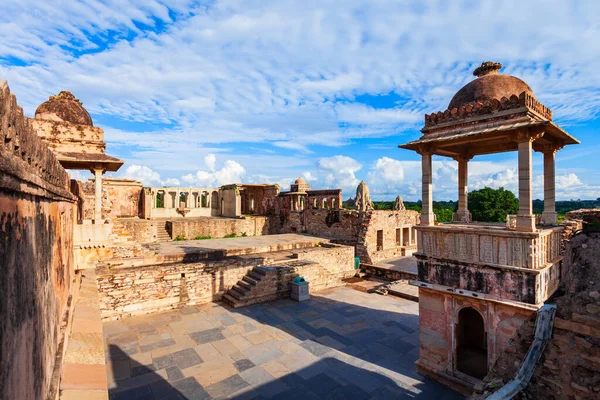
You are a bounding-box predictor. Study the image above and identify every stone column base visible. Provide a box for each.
[516,214,536,232]
[420,212,435,226]
[452,211,472,223]
[541,211,557,226]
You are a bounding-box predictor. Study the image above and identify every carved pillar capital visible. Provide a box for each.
[416,144,433,156]
[515,129,544,143]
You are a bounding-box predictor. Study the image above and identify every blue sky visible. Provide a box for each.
[2,0,599,201]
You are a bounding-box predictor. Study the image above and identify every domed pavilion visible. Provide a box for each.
[32,90,123,223]
[399,62,579,393]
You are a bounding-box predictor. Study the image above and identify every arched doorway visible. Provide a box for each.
[456,307,488,379]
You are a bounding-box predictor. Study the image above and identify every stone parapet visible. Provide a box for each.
[0,80,74,201]
[416,224,562,270]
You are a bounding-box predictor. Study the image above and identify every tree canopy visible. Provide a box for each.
[469,187,518,222]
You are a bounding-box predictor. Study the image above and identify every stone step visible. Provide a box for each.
[231,284,248,296]
[222,293,239,308]
[252,267,267,276]
[238,280,254,290]
[242,275,259,286]
[248,271,265,281]
[228,289,244,301]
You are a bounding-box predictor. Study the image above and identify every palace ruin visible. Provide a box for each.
[1,61,599,400]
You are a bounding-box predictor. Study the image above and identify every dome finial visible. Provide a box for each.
[473,61,502,77]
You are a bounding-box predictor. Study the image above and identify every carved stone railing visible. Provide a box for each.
[423,91,552,129]
[416,224,562,270]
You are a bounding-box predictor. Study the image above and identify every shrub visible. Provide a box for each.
[174,235,186,241]
[223,233,237,238]
[194,235,212,240]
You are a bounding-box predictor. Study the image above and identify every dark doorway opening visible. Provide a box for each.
[376,230,383,251]
[456,307,488,379]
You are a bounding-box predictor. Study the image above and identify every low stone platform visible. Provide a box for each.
[102,287,462,399]
[107,234,328,268]
[361,256,418,282]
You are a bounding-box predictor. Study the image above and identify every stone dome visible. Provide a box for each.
[35,91,93,126]
[448,62,534,110]
[295,177,307,185]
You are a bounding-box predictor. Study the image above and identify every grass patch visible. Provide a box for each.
[174,235,186,241]
[241,232,248,237]
[194,235,212,240]
[223,233,237,238]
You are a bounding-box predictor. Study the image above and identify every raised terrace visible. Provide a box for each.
[96,234,357,320]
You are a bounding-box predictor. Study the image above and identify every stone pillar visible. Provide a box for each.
[421,152,435,226]
[93,168,103,223]
[541,148,557,225]
[453,157,472,222]
[516,139,536,232]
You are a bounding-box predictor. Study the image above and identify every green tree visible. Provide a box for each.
[469,187,518,222]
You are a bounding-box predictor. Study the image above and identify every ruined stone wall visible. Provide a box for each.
[0,80,77,400]
[476,230,600,400]
[168,216,278,240]
[118,218,160,243]
[359,210,420,263]
[96,244,354,320]
[102,178,142,219]
[417,288,533,392]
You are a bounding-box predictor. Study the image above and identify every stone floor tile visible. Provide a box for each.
[189,328,225,345]
[171,347,203,369]
[109,368,169,393]
[212,338,240,356]
[377,335,415,355]
[277,340,302,355]
[185,357,238,387]
[239,365,274,387]
[205,374,249,398]
[131,363,158,378]
[139,338,176,353]
[242,341,283,365]
[233,359,256,373]
[261,359,291,379]
[300,339,332,357]
[171,376,211,400]
[323,384,370,400]
[139,332,173,347]
[228,334,253,351]
[130,352,153,367]
[107,359,131,383]
[150,380,185,400]
[315,334,347,351]
[111,384,154,400]
[193,343,222,362]
[166,366,185,382]
[305,372,344,397]
[152,354,174,370]
[243,331,272,345]
[180,305,200,315]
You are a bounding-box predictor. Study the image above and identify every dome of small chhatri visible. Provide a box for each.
[295,177,307,185]
[35,90,93,126]
[448,62,534,110]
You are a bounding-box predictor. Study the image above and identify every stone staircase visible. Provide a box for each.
[222,267,276,308]
[156,221,172,242]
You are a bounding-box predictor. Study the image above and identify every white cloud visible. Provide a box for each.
[302,171,317,182]
[120,165,163,186]
[318,155,362,193]
[204,154,216,171]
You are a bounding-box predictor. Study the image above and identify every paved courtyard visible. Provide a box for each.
[103,287,462,399]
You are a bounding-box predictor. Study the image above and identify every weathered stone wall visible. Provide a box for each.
[564,209,600,226]
[168,216,278,239]
[416,288,534,393]
[359,210,420,263]
[0,80,77,400]
[96,244,354,320]
[31,118,106,155]
[117,218,160,243]
[476,231,600,400]
[102,178,142,219]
